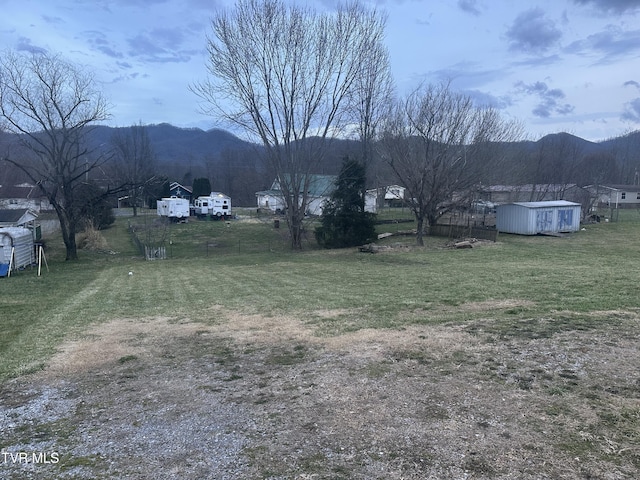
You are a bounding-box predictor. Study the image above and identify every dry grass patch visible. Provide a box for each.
[458,298,536,312]
[40,317,210,377]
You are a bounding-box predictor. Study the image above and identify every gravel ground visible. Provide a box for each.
[1,311,639,479]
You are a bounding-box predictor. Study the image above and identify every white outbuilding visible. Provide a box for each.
[0,227,35,276]
[496,200,581,235]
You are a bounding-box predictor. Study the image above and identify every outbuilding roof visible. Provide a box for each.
[0,208,38,226]
[509,200,580,208]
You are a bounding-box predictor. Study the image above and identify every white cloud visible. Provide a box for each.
[622,98,640,123]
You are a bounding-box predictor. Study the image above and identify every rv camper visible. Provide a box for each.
[193,192,232,219]
[157,197,190,221]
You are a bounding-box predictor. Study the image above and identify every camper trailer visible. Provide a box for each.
[0,227,35,276]
[193,192,232,219]
[157,197,190,221]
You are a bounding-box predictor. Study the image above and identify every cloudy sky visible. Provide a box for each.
[2,0,639,141]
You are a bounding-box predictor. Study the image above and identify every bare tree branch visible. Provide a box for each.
[191,0,389,249]
[0,50,111,260]
[379,82,523,245]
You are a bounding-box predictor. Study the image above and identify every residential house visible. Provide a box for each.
[169,182,193,203]
[256,175,336,215]
[590,185,640,209]
[0,183,52,212]
[365,185,406,213]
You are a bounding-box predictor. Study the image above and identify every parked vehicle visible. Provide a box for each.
[157,197,190,221]
[193,192,231,219]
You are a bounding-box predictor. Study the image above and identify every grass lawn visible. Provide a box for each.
[2,210,639,380]
[1,208,640,478]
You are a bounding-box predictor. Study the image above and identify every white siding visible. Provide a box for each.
[496,201,581,235]
[0,227,35,268]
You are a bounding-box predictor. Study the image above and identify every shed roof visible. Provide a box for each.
[479,184,576,193]
[509,200,580,209]
[0,208,38,225]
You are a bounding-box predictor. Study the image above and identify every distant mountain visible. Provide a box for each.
[599,129,640,151]
[87,123,639,173]
[89,123,257,163]
[5,122,639,205]
[515,132,608,157]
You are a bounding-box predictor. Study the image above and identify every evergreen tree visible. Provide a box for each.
[315,158,376,248]
[76,182,115,230]
[192,177,212,199]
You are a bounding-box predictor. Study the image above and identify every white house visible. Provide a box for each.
[256,175,336,215]
[589,184,640,209]
[0,184,52,212]
[496,200,581,235]
[365,185,406,213]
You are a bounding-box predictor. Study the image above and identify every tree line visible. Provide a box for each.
[2,0,639,258]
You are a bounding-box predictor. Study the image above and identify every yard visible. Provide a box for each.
[1,210,640,479]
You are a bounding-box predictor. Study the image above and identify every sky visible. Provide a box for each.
[1,0,640,142]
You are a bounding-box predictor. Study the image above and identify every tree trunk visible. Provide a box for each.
[65,233,79,261]
[287,209,304,250]
[57,211,79,261]
[416,217,425,246]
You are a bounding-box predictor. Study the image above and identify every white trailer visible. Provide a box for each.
[194,192,231,219]
[157,197,190,221]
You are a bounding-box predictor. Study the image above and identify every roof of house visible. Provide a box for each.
[604,184,640,192]
[169,182,192,194]
[0,184,45,199]
[271,174,337,197]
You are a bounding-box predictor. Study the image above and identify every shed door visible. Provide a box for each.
[536,209,553,232]
[558,209,574,231]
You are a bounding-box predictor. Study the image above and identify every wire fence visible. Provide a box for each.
[128,223,169,260]
[127,219,315,259]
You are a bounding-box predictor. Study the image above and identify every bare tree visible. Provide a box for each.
[351,18,393,167]
[610,130,640,184]
[524,133,584,201]
[379,82,523,245]
[0,51,111,260]
[110,123,157,216]
[192,0,389,249]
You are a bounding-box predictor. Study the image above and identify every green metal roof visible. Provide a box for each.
[272,174,336,197]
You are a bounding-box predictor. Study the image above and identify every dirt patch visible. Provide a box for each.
[2,311,640,479]
[42,317,206,376]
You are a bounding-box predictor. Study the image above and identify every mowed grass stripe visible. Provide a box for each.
[2,211,640,380]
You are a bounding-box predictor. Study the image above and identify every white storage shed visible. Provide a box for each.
[496,200,581,235]
[0,227,35,275]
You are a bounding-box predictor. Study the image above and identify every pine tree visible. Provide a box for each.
[315,158,377,248]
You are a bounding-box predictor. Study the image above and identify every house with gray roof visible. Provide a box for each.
[0,183,52,212]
